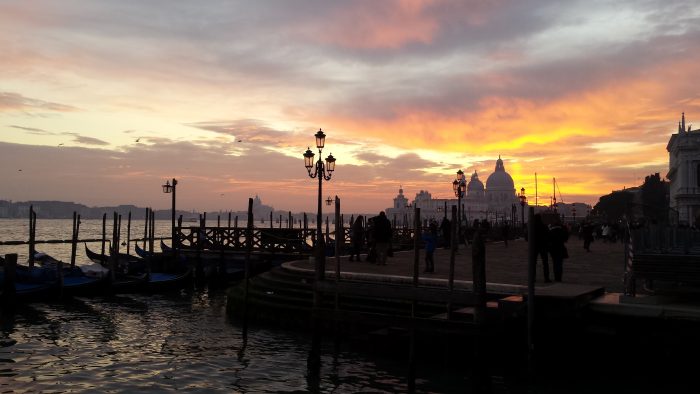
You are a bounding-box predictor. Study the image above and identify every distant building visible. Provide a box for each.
[251,195,274,218]
[386,156,522,225]
[667,113,700,225]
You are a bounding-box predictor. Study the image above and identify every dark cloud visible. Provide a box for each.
[10,125,54,135]
[0,92,79,112]
[72,135,109,146]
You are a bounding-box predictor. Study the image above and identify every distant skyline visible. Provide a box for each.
[1,1,698,212]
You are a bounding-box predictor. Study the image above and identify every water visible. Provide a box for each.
[1,219,694,392]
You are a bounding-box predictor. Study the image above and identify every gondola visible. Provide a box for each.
[33,252,108,297]
[89,244,190,293]
[1,255,53,301]
[84,243,141,265]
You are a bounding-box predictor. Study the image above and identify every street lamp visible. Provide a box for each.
[326,196,333,206]
[518,187,527,229]
[303,128,337,281]
[453,169,466,241]
[162,178,178,258]
[572,206,577,223]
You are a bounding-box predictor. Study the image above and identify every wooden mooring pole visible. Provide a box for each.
[408,207,421,392]
[109,213,117,282]
[28,206,36,268]
[126,211,131,256]
[101,212,107,257]
[243,198,254,317]
[3,254,17,307]
[143,208,149,249]
[70,212,80,268]
[334,196,341,311]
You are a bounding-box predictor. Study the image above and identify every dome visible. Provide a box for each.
[485,156,515,191]
[467,171,484,194]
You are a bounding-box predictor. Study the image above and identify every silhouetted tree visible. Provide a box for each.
[593,190,634,223]
[640,173,669,223]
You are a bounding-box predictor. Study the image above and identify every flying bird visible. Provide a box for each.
[58,143,64,146]
[135,138,141,143]
[237,139,242,142]
[18,169,22,171]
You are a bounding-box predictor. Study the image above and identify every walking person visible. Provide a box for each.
[348,215,365,261]
[533,214,551,283]
[422,221,437,272]
[548,220,570,282]
[373,211,393,265]
[440,216,451,249]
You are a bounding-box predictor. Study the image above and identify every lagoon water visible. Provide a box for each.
[0,219,475,393]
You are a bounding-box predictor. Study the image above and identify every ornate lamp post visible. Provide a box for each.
[572,206,577,223]
[518,187,527,229]
[452,169,466,238]
[162,178,178,257]
[326,196,333,206]
[303,128,336,280]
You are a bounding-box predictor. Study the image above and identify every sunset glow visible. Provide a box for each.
[1,1,699,213]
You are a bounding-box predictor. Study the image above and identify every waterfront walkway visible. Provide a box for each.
[291,237,626,292]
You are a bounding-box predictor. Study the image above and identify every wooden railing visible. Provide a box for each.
[174,226,420,255]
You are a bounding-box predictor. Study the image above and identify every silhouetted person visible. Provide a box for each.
[422,221,437,272]
[502,223,510,247]
[534,214,551,283]
[365,217,376,263]
[349,215,365,261]
[548,220,569,282]
[440,217,452,249]
[582,221,594,252]
[373,211,392,265]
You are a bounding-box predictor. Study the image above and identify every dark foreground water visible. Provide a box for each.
[1,287,487,393]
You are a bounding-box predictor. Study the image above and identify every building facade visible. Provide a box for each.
[667,113,700,225]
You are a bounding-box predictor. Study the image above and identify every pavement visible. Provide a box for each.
[291,237,626,293]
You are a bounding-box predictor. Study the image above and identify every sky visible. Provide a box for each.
[1,0,699,214]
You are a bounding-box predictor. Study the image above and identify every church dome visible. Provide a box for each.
[485,156,515,191]
[467,171,484,194]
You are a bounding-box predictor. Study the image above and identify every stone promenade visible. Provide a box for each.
[292,237,626,292]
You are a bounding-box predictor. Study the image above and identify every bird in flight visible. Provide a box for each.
[58,143,64,146]
[237,139,242,142]
[135,138,141,143]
